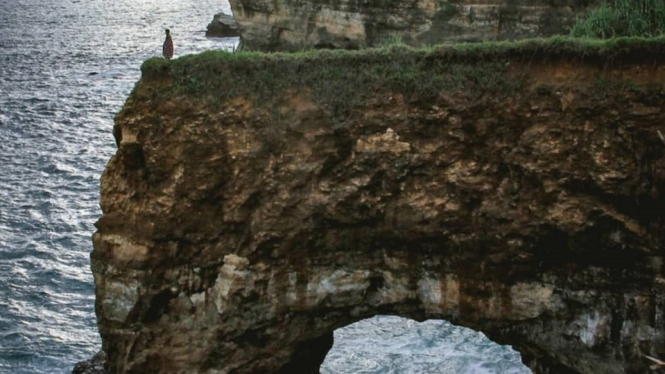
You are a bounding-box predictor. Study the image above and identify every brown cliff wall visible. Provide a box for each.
[94,38,665,374]
[228,0,598,51]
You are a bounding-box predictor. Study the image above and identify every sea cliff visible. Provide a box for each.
[228,0,598,51]
[91,38,665,373]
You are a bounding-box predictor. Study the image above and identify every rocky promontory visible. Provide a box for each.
[89,38,665,373]
[228,0,598,51]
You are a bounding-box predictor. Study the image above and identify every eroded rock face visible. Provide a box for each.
[228,0,596,51]
[93,45,665,374]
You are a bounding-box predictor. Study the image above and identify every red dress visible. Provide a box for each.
[163,35,174,60]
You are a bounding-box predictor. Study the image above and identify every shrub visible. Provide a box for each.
[571,0,665,38]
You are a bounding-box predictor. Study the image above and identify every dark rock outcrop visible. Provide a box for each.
[72,351,106,374]
[92,40,665,373]
[228,0,598,51]
[206,13,240,38]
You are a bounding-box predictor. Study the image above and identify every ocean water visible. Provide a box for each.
[0,1,530,373]
[323,316,531,374]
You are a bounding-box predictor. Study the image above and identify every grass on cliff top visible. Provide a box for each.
[137,36,665,119]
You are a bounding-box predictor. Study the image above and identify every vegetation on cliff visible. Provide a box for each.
[138,37,665,121]
[140,45,516,120]
[571,0,665,38]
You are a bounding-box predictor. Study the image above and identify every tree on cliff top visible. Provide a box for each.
[571,0,665,38]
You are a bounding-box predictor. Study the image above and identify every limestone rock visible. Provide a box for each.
[205,12,240,38]
[228,0,598,51]
[92,42,665,374]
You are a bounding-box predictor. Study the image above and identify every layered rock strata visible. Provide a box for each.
[93,39,665,374]
[228,0,597,51]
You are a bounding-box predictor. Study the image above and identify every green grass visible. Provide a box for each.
[136,36,665,120]
[571,0,665,38]
[380,35,407,48]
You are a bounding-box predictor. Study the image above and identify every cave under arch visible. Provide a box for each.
[202,244,657,374]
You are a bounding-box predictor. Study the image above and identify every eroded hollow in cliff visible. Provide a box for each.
[321,315,531,374]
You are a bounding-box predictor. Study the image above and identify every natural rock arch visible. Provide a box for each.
[92,44,665,374]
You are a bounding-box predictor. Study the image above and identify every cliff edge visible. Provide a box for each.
[93,38,665,373]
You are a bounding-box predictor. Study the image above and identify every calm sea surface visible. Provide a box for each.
[0,1,530,373]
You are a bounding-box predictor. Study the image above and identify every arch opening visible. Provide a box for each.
[320,315,532,374]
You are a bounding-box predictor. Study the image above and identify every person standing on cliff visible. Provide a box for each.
[163,29,174,60]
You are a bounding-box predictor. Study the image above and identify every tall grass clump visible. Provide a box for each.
[381,35,407,48]
[571,0,665,38]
